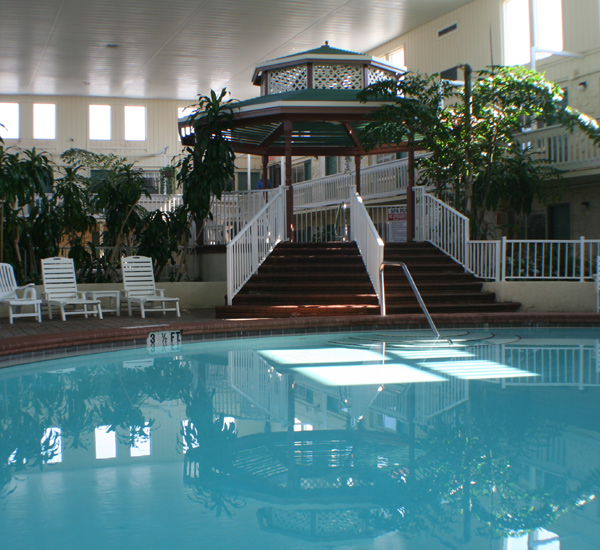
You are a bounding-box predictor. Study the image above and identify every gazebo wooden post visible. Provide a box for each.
[354,155,361,195]
[261,154,269,185]
[284,120,294,241]
[407,148,415,242]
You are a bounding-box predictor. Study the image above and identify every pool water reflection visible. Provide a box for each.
[1,328,599,549]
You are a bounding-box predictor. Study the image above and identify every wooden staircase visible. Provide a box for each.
[382,242,520,314]
[215,241,520,319]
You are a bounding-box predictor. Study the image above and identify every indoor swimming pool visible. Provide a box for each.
[1,327,599,549]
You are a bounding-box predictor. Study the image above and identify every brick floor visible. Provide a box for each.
[2,307,600,362]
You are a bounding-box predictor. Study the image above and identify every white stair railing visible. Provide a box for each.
[226,186,286,305]
[414,187,600,282]
[349,192,385,303]
[414,186,469,266]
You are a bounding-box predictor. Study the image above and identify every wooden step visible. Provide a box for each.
[233,292,379,306]
[385,291,497,304]
[216,241,521,319]
[216,304,379,319]
[386,301,521,314]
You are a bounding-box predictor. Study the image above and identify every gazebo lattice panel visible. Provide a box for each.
[313,64,363,89]
[368,66,397,85]
[270,508,312,534]
[268,65,308,93]
[316,510,364,535]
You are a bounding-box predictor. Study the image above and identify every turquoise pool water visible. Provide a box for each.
[1,327,599,549]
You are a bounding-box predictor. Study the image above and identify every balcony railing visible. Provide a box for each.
[294,157,415,210]
[138,189,279,245]
[516,124,600,172]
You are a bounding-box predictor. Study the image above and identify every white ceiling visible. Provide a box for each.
[0,0,473,101]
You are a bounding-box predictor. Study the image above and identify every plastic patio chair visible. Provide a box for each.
[41,257,103,321]
[121,256,181,318]
[0,263,43,323]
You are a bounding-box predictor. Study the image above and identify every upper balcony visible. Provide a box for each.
[516,123,600,178]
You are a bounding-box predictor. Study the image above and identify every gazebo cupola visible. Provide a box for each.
[251,42,403,96]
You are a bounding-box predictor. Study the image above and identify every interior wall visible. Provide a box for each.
[369,0,600,117]
[0,95,188,169]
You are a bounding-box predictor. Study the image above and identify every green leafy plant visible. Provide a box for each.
[359,66,600,239]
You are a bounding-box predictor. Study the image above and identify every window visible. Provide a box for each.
[325,156,338,176]
[291,160,311,183]
[41,427,62,464]
[124,105,146,141]
[89,104,111,140]
[95,425,117,459]
[178,106,195,142]
[238,170,259,190]
[388,46,405,69]
[130,424,151,457]
[33,103,56,140]
[141,170,161,194]
[503,0,563,66]
[0,103,19,139]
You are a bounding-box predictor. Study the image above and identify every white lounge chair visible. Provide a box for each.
[0,263,43,323]
[121,256,181,318]
[41,257,103,321]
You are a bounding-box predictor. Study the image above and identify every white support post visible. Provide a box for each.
[501,236,507,282]
[580,236,585,282]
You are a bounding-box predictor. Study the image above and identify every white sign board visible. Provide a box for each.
[147,330,182,354]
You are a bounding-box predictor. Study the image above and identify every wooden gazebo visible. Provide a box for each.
[179,43,418,239]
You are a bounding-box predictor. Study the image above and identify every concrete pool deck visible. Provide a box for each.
[1,307,600,362]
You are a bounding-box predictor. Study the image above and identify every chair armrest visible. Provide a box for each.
[16,284,38,300]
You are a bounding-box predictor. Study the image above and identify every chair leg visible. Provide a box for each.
[60,305,67,322]
[176,301,181,317]
[140,302,146,319]
[8,306,14,324]
[36,303,42,322]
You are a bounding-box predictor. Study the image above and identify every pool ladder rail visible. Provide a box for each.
[379,261,441,339]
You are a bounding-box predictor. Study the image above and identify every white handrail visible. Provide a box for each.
[226,186,286,305]
[414,187,600,281]
[379,261,440,338]
[414,186,469,265]
[349,192,385,303]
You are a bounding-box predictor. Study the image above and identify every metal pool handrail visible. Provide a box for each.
[379,261,440,339]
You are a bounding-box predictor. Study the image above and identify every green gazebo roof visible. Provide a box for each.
[178,43,419,156]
